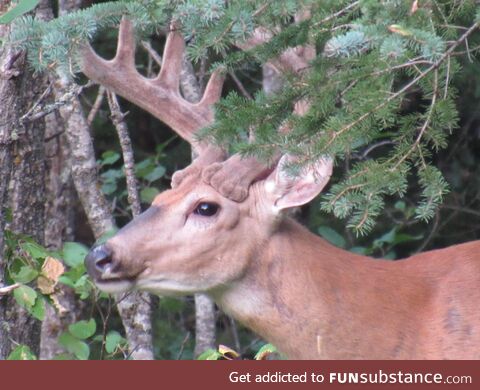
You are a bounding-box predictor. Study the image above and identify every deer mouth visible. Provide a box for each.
[94,278,135,294]
[84,244,144,293]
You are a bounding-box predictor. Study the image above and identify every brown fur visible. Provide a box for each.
[88,174,480,359]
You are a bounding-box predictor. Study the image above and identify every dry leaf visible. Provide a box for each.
[37,256,65,294]
[218,344,240,360]
[50,293,68,316]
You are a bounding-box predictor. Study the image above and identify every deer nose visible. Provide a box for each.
[85,245,113,280]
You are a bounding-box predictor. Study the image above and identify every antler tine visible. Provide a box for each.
[237,27,309,74]
[202,11,316,202]
[80,17,228,155]
[199,68,225,108]
[113,17,137,70]
[157,22,184,90]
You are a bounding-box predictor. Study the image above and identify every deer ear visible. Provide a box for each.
[264,155,333,211]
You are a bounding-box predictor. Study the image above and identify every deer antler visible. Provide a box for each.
[202,12,316,202]
[80,18,225,156]
[80,16,316,203]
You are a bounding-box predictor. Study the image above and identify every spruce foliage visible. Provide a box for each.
[8,0,480,234]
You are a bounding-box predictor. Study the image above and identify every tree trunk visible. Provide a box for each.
[0,0,52,359]
[180,56,217,357]
[40,108,81,359]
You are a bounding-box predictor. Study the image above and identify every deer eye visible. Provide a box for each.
[193,202,219,217]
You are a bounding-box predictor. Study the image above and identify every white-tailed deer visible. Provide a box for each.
[84,19,480,359]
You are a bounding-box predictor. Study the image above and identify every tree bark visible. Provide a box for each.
[180,56,217,357]
[39,108,81,359]
[0,0,52,359]
[53,74,154,359]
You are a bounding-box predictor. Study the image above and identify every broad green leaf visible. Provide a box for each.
[73,275,93,300]
[101,181,117,195]
[349,246,368,255]
[197,349,223,360]
[105,331,125,354]
[58,332,90,360]
[13,285,37,309]
[68,319,96,340]
[140,187,159,203]
[7,345,37,360]
[11,265,38,284]
[391,233,423,245]
[31,295,45,321]
[317,226,346,249]
[373,228,397,247]
[100,150,120,165]
[135,158,155,178]
[62,242,89,268]
[20,241,48,260]
[101,168,123,180]
[255,343,278,360]
[0,0,40,24]
[144,165,166,182]
[53,353,74,360]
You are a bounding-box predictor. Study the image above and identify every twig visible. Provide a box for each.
[415,210,440,253]
[176,332,191,360]
[141,40,163,67]
[358,140,395,159]
[106,91,142,218]
[0,283,20,295]
[229,71,253,99]
[312,1,360,27]
[324,20,480,152]
[87,85,106,126]
[390,69,438,170]
[20,82,53,119]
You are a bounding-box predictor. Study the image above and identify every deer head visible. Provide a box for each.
[85,154,332,295]
[82,15,324,294]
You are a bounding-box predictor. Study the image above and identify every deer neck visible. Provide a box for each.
[211,218,429,359]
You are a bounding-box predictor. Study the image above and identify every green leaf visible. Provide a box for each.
[13,285,37,309]
[58,332,90,360]
[58,275,75,288]
[373,228,397,247]
[144,165,166,182]
[105,331,125,354]
[31,294,45,321]
[140,187,159,203]
[317,226,346,249]
[62,242,89,268]
[59,263,86,287]
[0,0,40,24]
[101,181,117,195]
[68,319,96,340]
[73,275,93,300]
[391,233,423,245]
[7,345,37,360]
[11,265,38,284]
[135,158,156,178]
[349,246,368,255]
[255,343,278,360]
[20,241,48,260]
[53,353,74,360]
[197,349,223,360]
[100,150,120,165]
